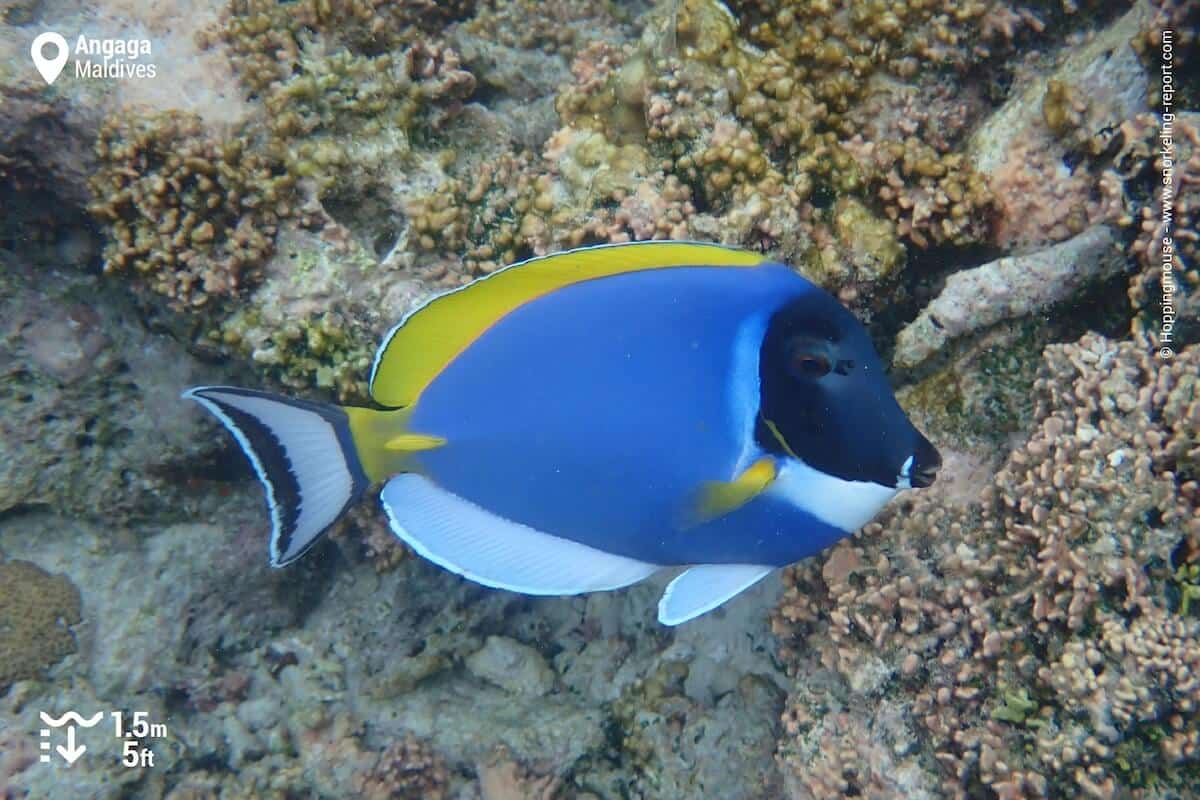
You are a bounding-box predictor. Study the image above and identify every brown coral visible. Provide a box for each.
[215,0,478,95]
[88,112,293,309]
[353,733,449,800]
[0,560,82,689]
[848,135,996,249]
[773,333,1199,797]
[1132,0,1199,107]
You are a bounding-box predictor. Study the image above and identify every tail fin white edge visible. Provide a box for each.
[183,386,369,566]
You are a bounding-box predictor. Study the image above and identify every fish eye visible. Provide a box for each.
[790,350,832,378]
[784,334,837,380]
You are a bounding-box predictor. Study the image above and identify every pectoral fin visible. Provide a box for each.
[384,433,447,453]
[691,457,778,525]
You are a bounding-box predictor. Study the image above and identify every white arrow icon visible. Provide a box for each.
[56,726,86,765]
[30,32,69,85]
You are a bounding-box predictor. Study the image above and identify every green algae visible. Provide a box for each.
[991,687,1039,725]
[1175,564,1200,617]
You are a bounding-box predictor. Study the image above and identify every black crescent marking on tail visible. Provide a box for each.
[194,387,369,564]
[213,400,305,558]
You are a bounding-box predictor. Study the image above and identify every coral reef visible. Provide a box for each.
[88,112,294,309]
[262,41,476,196]
[213,0,477,95]
[6,0,1200,797]
[76,0,1130,403]
[773,333,1200,797]
[354,733,449,800]
[0,560,81,689]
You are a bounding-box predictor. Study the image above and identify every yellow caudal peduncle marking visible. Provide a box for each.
[343,405,442,483]
[368,241,768,408]
[691,456,779,525]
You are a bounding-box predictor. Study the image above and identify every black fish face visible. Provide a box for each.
[757,290,940,490]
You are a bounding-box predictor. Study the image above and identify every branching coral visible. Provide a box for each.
[353,733,449,800]
[88,112,293,309]
[1132,0,1199,108]
[214,0,477,95]
[773,334,1200,797]
[847,136,996,249]
[264,42,475,195]
[540,0,996,310]
[0,560,82,689]
[220,307,376,402]
[731,0,1116,81]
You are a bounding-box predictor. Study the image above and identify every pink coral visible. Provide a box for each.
[354,734,449,800]
[773,332,1200,798]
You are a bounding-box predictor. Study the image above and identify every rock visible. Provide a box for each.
[0,511,315,699]
[606,666,786,799]
[968,3,1149,251]
[450,31,571,102]
[0,259,241,521]
[223,714,263,766]
[465,636,556,697]
[894,226,1125,368]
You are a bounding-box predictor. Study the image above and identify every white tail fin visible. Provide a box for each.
[183,386,369,566]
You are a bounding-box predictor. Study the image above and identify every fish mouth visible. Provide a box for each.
[908,435,942,488]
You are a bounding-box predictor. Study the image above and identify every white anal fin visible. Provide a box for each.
[380,474,659,596]
[657,564,774,626]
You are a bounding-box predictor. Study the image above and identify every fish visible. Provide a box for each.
[184,241,940,625]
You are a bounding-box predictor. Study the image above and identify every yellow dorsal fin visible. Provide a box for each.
[369,241,767,407]
[691,457,778,525]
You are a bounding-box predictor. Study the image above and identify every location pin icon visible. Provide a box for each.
[31,32,69,85]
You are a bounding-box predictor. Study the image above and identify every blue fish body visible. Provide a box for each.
[184,242,940,624]
[409,264,847,566]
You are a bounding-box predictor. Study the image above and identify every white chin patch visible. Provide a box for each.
[770,459,899,533]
